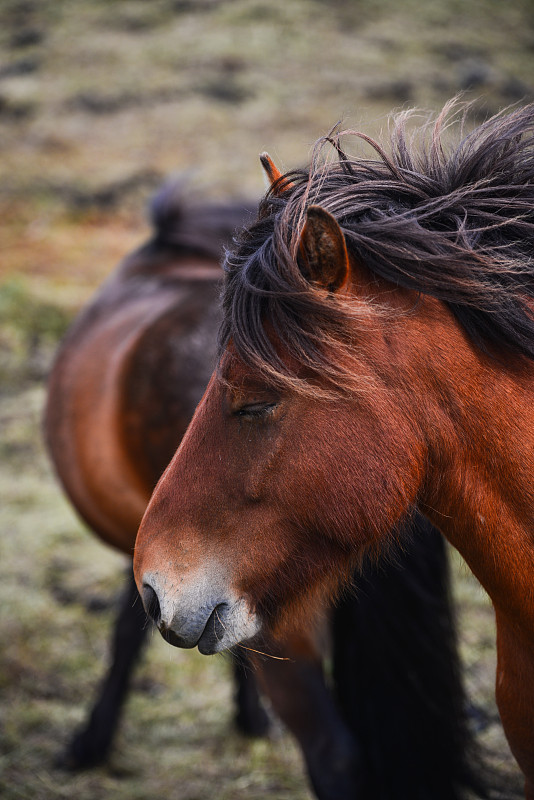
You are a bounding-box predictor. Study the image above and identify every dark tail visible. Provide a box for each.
[332,512,508,800]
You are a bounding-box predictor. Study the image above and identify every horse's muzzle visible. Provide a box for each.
[140,572,260,655]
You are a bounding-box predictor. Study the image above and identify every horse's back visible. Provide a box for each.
[45,246,222,554]
[117,271,222,494]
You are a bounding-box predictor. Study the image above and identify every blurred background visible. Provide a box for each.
[1,1,533,797]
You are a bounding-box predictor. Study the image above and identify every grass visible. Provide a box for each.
[1,0,532,796]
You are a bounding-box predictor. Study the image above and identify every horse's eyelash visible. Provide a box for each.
[235,402,278,419]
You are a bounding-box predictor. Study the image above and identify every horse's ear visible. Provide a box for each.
[298,205,350,292]
[260,152,294,195]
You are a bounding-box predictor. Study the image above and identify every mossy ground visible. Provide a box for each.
[1,0,532,796]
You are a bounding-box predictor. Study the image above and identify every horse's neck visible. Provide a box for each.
[417,325,534,629]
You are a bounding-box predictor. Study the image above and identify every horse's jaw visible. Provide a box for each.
[139,567,261,655]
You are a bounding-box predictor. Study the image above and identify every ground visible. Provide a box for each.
[1,0,533,797]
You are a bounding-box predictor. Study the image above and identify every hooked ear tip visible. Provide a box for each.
[259,152,282,183]
[260,152,295,196]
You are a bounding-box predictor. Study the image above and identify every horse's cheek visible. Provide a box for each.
[273,402,417,545]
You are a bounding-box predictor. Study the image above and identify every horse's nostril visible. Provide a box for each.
[142,583,161,625]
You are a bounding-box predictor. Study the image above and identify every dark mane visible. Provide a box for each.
[221,103,534,394]
[150,179,252,261]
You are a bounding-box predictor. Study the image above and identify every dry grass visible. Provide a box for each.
[1,0,532,797]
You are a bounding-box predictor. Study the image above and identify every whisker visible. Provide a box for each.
[236,644,292,662]
[214,609,292,662]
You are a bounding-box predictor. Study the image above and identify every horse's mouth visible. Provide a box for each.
[196,604,228,654]
[159,625,194,649]
[156,607,225,653]
[156,599,260,655]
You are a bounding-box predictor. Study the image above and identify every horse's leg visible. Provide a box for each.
[254,634,361,800]
[332,513,488,800]
[231,650,270,736]
[495,611,534,799]
[60,567,149,769]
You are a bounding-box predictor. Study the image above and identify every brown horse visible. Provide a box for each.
[46,182,486,798]
[45,190,262,762]
[134,105,534,796]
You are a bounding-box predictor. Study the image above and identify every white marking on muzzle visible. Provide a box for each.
[142,565,260,654]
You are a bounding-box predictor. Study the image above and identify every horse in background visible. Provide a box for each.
[46,179,487,798]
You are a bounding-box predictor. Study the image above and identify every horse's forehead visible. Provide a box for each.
[219,346,243,380]
[219,317,304,380]
[218,348,269,392]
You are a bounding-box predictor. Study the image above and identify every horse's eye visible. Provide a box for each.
[234,402,278,421]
